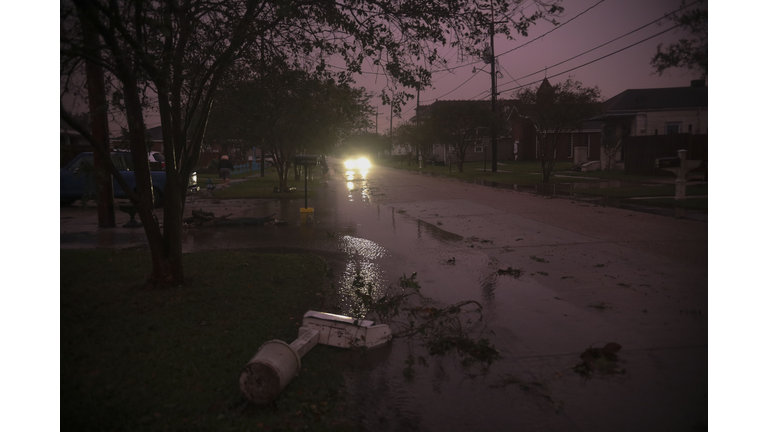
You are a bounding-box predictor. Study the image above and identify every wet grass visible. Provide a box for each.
[630,197,708,212]
[199,168,323,200]
[377,159,583,185]
[61,249,354,432]
[374,159,684,186]
[374,159,708,212]
[571,184,708,198]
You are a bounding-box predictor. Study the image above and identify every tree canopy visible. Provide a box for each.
[515,78,603,182]
[208,67,373,190]
[651,0,708,77]
[425,101,500,172]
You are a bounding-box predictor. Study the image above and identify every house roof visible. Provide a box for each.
[146,126,163,141]
[603,84,707,112]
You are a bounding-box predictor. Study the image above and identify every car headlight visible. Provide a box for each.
[344,159,357,169]
[356,157,371,170]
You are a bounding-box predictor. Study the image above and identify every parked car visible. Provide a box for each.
[60,151,198,208]
[148,151,165,170]
[261,154,275,167]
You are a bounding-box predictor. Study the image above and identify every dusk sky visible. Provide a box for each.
[350,0,706,131]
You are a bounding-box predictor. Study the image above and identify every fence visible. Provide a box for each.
[196,152,262,174]
[232,162,260,175]
[623,134,708,175]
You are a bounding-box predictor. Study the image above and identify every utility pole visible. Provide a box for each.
[481,3,501,173]
[490,5,498,173]
[416,85,421,167]
[389,98,394,156]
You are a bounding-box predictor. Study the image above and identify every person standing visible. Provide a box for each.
[219,155,234,187]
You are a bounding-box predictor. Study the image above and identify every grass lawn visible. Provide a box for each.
[376,159,586,186]
[198,168,324,200]
[570,184,708,199]
[374,159,708,213]
[61,250,355,431]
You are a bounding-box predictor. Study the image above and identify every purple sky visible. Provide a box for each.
[349,0,705,131]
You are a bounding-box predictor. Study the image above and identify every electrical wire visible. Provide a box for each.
[497,23,682,95]
[495,0,607,59]
[495,1,697,93]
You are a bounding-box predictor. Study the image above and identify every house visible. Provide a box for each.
[410,90,601,165]
[60,121,91,166]
[599,80,708,173]
[111,125,166,152]
[406,99,520,164]
[601,80,708,136]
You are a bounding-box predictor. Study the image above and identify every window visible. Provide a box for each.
[665,122,682,134]
[474,146,484,153]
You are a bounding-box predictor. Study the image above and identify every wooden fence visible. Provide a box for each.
[623,134,708,175]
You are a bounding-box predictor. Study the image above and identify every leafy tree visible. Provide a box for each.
[651,0,707,77]
[60,0,565,287]
[514,78,603,182]
[391,123,417,165]
[208,67,372,190]
[392,121,434,166]
[426,101,499,172]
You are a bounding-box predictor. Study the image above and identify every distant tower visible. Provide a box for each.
[536,77,554,105]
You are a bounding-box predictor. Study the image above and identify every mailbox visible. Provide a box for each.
[294,155,320,166]
[655,157,680,169]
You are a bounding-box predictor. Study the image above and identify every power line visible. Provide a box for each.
[409,0,606,103]
[496,1,697,93]
[495,0,607,59]
[497,23,682,95]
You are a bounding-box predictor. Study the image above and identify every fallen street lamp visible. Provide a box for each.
[239,310,392,405]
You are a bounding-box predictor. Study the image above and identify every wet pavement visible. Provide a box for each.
[60,162,708,431]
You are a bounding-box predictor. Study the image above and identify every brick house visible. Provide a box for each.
[411,91,601,165]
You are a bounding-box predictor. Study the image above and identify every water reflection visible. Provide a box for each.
[337,235,388,317]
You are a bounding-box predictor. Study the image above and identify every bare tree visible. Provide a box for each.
[515,78,603,182]
[426,101,499,172]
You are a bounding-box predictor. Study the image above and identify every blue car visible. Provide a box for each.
[60,151,198,207]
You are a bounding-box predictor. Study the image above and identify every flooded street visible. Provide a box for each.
[60,163,707,431]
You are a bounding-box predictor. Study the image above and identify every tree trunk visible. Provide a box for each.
[119,64,179,287]
[79,7,115,228]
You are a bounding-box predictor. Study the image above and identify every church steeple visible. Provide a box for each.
[536,77,554,105]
